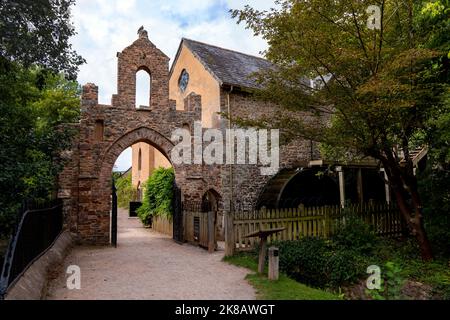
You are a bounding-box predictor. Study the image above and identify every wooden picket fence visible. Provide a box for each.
[231,203,404,251]
[152,216,173,237]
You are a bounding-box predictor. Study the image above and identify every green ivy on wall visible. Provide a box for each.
[137,167,174,226]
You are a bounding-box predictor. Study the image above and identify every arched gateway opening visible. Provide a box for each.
[80,126,182,246]
[106,127,176,246]
[99,127,175,196]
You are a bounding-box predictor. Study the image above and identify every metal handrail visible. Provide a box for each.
[0,200,63,299]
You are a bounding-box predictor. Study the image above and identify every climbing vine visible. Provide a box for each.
[137,167,174,225]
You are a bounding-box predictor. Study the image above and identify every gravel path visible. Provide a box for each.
[45,208,255,300]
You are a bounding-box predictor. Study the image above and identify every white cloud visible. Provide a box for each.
[226,0,277,11]
[71,0,277,170]
[71,0,275,104]
[160,0,218,15]
[116,0,137,13]
[114,147,132,172]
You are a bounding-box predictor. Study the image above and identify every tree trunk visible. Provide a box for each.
[379,155,433,261]
[392,187,433,261]
[409,188,434,261]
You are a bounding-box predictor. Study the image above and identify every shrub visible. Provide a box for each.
[274,238,329,288]
[273,237,368,289]
[366,261,405,300]
[418,164,450,258]
[114,173,137,209]
[326,249,367,288]
[137,167,174,226]
[331,215,378,255]
[425,215,450,258]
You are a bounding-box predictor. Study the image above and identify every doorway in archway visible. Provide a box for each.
[202,189,223,249]
[111,140,174,246]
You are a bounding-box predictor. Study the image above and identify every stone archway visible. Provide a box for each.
[97,126,177,246]
[76,127,179,245]
[97,126,176,194]
[58,29,203,245]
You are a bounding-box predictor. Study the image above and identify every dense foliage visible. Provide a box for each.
[0,65,80,238]
[231,0,449,260]
[114,172,138,209]
[273,217,375,289]
[0,0,84,79]
[137,167,175,226]
[331,215,378,255]
[419,165,450,257]
[0,0,82,239]
[249,216,450,298]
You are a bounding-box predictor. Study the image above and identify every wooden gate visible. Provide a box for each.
[184,203,216,252]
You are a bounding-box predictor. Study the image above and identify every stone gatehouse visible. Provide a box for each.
[58,28,389,245]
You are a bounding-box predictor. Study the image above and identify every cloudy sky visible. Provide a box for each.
[70,0,275,171]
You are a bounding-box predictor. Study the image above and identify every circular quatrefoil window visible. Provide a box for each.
[178,69,189,92]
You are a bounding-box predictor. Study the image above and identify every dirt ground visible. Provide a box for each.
[45,208,255,300]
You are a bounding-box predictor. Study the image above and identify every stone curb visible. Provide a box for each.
[5,231,73,300]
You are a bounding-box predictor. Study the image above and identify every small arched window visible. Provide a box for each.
[138,148,142,171]
[136,69,151,108]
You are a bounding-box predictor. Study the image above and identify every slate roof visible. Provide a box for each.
[171,38,274,89]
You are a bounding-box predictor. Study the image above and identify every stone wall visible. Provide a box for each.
[5,231,73,300]
[217,87,321,211]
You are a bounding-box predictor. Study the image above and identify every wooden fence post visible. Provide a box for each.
[258,237,267,274]
[208,211,215,253]
[225,212,234,256]
[268,246,279,280]
[323,206,329,238]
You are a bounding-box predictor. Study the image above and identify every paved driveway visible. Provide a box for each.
[45,209,255,300]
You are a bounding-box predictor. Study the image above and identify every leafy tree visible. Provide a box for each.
[0,0,82,239]
[231,0,449,260]
[0,0,84,79]
[0,65,80,237]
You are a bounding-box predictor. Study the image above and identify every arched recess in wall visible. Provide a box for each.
[202,188,222,211]
[137,181,142,201]
[138,148,142,171]
[256,168,340,209]
[136,68,151,108]
[182,123,191,134]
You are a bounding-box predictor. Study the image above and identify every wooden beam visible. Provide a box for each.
[208,211,215,253]
[224,212,234,256]
[258,237,267,274]
[357,168,364,204]
[336,166,345,208]
[381,169,391,204]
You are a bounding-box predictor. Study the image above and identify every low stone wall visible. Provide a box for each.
[151,216,173,237]
[5,231,73,300]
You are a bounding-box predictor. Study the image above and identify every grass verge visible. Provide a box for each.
[223,253,341,300]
